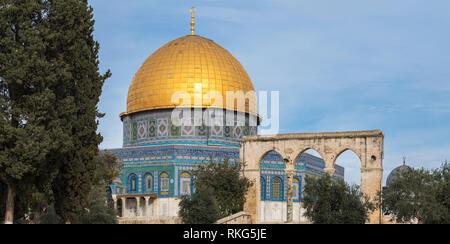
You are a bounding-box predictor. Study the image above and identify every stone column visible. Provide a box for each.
[153,198,158,217]
[144,197,150,217]
[113,197,118,215]
[286,169,294,223]
[324,167,336,176]
[323,156,336,176]
[361,167,383,224]
[136,197,141,217]
[121,197,127,218]
[243,168,260,224]
[240,141,263,224]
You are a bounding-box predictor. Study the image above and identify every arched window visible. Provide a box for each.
[261,177,266,200]
[271,177,282,200]
[292,178,300,201]
[129,174,137,193]
[180,172,192,196]
[160,172,169,195]
[143,173,153,193]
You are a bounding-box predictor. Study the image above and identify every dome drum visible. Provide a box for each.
[121,108,258,148]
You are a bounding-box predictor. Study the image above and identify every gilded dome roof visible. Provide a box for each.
[122,35,256,117]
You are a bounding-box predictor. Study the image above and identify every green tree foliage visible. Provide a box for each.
[0,0,62,223]
[381,162,450,224]
[192,159,253,218]
[39,205,61,224]
[0,0,109,223]
[94,151,123,185]
[74,184,117,224]
[178,186,220,224]
[73,152,121,224]
[43,0,110,224]
[0,183,4,221]
[303,175,375,224]
[39,153,121,224]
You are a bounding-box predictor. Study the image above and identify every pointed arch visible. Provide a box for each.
[159,171,170,196]
[180,171,193,196]
[295,148,326,177]
[142,172,153,193]
[128,173,138,193]
[294,147,326,163]
[333,148,363,166]
[334,149,362,184]
[260,150,286,169]
[258,148,285,165]
[241,130,384,223]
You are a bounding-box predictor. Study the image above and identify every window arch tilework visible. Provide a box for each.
[159,172,170,196]
[128,173,138,193]
[271,177,283,201]
[180,171,192,196]
[180,172,191,178]
[143,173,153,193]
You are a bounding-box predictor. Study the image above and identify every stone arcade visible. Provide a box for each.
[240,130,384,224]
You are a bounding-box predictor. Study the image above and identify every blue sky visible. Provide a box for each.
[91,0,450,185]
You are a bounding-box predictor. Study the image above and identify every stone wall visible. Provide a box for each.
[260,201,309,223]
[215,211,252,224]
[118,216,182,224]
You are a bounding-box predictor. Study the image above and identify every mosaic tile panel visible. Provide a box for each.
[137,121,147,139]
[131,122,137,141]
[181,124,195,136]
[170,121,180,137]
[233,126,243,139]
[157,118,169,137]
[211,125,223,137]
[196,124,208,136]
[224,126,232,138]
[148,120,156,138]
[243,124,249,136]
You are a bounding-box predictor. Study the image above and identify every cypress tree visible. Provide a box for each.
[44,0,110,224]
[0,0,59,224]
[0,0,109,224]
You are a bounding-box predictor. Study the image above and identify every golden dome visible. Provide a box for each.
[122,35,256,117]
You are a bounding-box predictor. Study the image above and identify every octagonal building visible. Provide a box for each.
[107,16,344,223]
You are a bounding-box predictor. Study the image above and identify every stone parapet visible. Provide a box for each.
[215,211,252,224]
[241,130,384,142]
[118,216,182,224]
